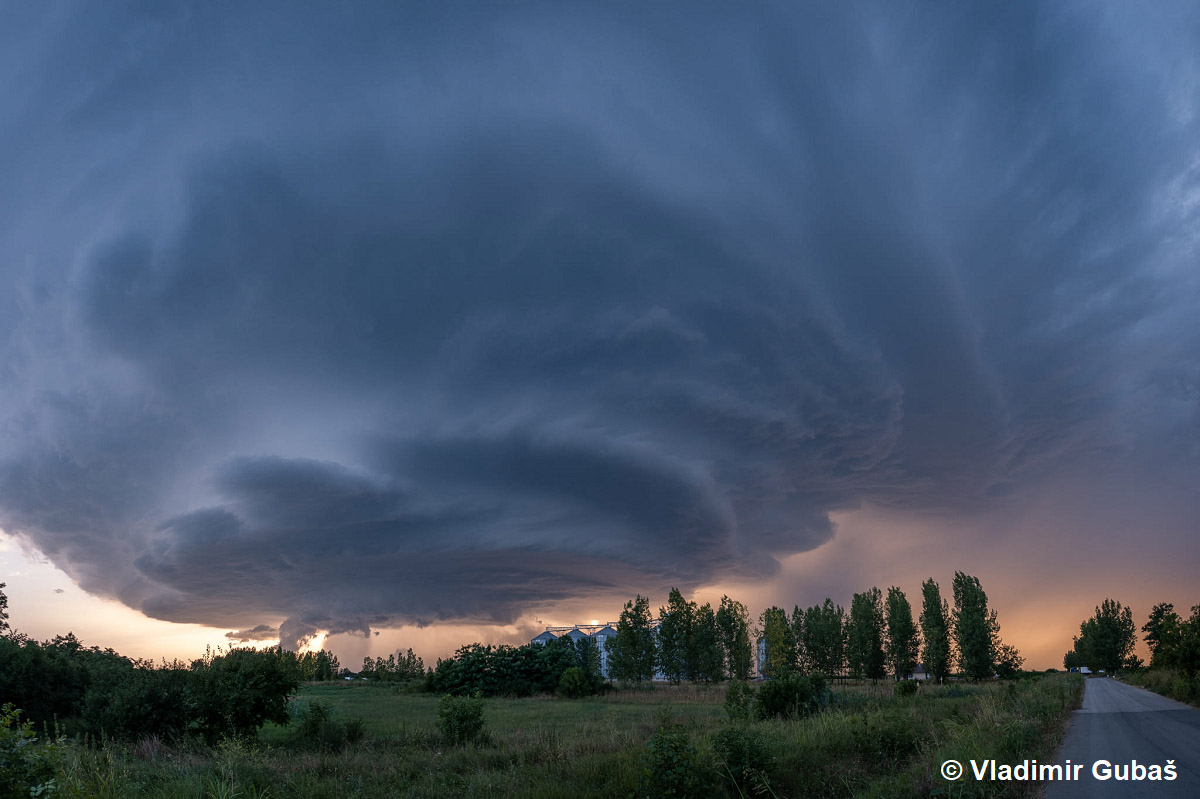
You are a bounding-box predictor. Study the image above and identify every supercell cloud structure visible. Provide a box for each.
[1,2,1198,646]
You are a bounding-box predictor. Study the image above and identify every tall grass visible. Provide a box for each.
[1122,669,1200,707]
[47,676,1082,798]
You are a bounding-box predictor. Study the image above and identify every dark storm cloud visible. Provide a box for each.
[1,1,1197,644]
[225,624,278,644]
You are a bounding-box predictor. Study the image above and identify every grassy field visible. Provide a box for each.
[51,674,1083,799]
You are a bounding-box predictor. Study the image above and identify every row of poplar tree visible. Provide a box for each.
[605,571,1023,684]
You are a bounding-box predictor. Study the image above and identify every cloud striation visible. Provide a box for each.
[0,1,1197,646]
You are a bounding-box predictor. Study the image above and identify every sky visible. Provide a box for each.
[1,1,1198,671]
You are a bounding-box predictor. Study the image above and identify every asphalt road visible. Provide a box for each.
[1044,677,1200,798]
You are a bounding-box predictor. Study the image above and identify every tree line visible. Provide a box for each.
[0,581,350,742]
[427,636,605,697]
[1066,598,1200,677]
[0,630,300,742]
[604,571,1021,684]
[605,592,756,684]
[360,647,424,682]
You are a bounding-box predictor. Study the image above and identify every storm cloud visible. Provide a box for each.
[1,1,1197,647]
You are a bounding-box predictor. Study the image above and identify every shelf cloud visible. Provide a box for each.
[1,1,1197,648]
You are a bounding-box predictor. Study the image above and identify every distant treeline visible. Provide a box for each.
[427,571,1023,697]
[1066,598,1200,705]
[428,638,605,697]
[0,582,348,742]
[1064,598,1200,674]
[359,648,424,682]
[0,571,1025,731]
[0,631,303,742]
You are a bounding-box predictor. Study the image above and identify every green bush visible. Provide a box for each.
[893,679,918,697]
[638,721,709,798]
[291,699,366,750]
[712,724,771,795]
[437,694,486,745]
[851,707,921,758]
[83,666,192,741]
[557,667,592,698]
[755,671,827,719]
[0,704,59,799]
[189,648,300,742]
[723,680,756,722]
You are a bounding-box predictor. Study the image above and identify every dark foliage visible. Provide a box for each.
[428,637,601,697]
[437,694,486,745]
[0,630,298,743]
[754,671,828,720]
[638,719,711,798]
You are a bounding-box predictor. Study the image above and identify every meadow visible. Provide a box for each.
[46,674,1083,799]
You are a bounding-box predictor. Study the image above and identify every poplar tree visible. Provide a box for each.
[919,578,952,683]
[885,586,920,680]
[801,599,846,677]
[715,595,754,680]
[952,572,995,681]
[692,602,724,682]
[608,594,657,683]
[758,606,795,677]
[846,587,886,680]
[657,588,694,684]
[791,606,807,671]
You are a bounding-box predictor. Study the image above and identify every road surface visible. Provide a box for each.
[1044,677,1200,798]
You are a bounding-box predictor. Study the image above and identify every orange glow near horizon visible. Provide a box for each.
[5,494,1197,673]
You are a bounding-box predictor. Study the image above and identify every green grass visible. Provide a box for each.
[1122,669,1200,707]
[48,676,1082,799]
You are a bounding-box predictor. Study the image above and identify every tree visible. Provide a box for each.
[1178,605,1200,678]
[0,582,8,636]
[1075,599,1136,674]
[1142,603,1182,669]
[801,599,846,677]
[994,642,1025,679]
[608,595,656,683]
[952,572,995,681]
[885,586,920,681]
[919,578,952,683]
[657,588,694,684]
[790,606,807,671]
[715,595,754,680]
[396,647,424,680]
[692,603,724,682]
[846,588,886,680]
[188,647,299,742]
[757,606,795,678]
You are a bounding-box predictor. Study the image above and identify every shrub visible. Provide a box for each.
[344,717,366,744]
[291,700,365,750]
[437,694,486,745]
[557,667,592,699]
[638,721,709,798]
[0,704,59,799]
[189,648,300,742]
[894,679,918,697]
[851,707,921,758]
[83,666,192,741]
[712,724,771,795]
[723,680,756,722]
[755,671,827,719]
